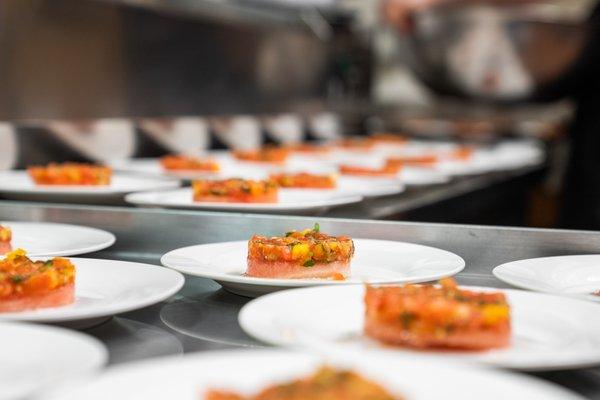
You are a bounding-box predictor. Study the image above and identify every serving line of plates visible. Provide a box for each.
[3,221,599,399]
[0,171,180,204]
[2,222,115,257]
[0,221,185,399]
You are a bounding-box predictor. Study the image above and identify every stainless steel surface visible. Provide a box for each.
[329,165,542,219]
[405,3,589,102]
[1,202,600,397]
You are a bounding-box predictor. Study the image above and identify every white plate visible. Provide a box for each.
[0,322,107,400]
[0,171,180,203]
[493,255,600,302]
[161,239,464,297]
[37,349,583,400]
[0,258,184,326]
[125,188,362,215]
[2,222,115,257]
[240,285,600,370]
[337,177,404,198]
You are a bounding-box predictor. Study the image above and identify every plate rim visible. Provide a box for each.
[493,254,600,297]
[2,221,116,257]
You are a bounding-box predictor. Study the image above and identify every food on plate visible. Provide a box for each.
[27,163,112,185]
[160,155,220,172]
[192,179,278,203]
[285,143,331,154]
[247,223,354,280]
[386,155,439,168]
[233,148,289,164]
[335,138,376,150]
[269,172,337,189]
[364,278,511,350]
[370,133,408,144]
[386,147,473,168]
[339,164,400,177]
[0,249,76,313]
[205,366,401,400]
[450,147,474,160]
[0,225,11,255]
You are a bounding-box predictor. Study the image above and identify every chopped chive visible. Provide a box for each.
[10,275,27,284]
[303,259,315,268]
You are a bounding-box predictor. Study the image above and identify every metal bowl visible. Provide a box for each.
[404,3,590,103]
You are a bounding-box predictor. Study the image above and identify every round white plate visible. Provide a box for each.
[2,222,115,257]
[240,285,600,370]
[0,258,184,325]
[0,171,180,203]
[37,349,582,400]
[398,167,449,185]
[161,239,464,297]
[493,255,600,302]
[337,177,405,198]
[0,322,107,400]
[125,188,362,215]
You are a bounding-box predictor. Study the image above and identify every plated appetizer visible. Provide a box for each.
[386,155,439,168]
[193,179,278,203]
[206,366,401,400]
[335,138,376,151]
[339,164,400,177]
[247,224,354,280]
[233,148,289,164]
[160,155,220,173]
[0,225,11,254]
[0,249,76,313]
[27,163,112,186]
[269,172,337,189]
[364,278,511,350]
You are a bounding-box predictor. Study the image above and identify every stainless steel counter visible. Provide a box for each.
[1,202,599,398]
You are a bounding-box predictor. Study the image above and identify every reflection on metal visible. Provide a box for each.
[0,0,368,120]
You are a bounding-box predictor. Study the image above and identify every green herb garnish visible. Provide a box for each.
[10,275,27,284]
[303,259,315,268]
[399,312,416,328]
[313,223,320,232]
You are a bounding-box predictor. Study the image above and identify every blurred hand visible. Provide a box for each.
[381,0,446,33]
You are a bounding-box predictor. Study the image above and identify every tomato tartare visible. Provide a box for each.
[0,249,76,313]
[386,155,439,168]
[0,225,11,255]
[160,155,220,172]
[206,366,401,400]
[193,179,278,203]
[365,278,511,350]
[247,224,354,280]
[27,163,112,186]
[233,148,289,164]
[269,173,337,189]
[339,164,400,177]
